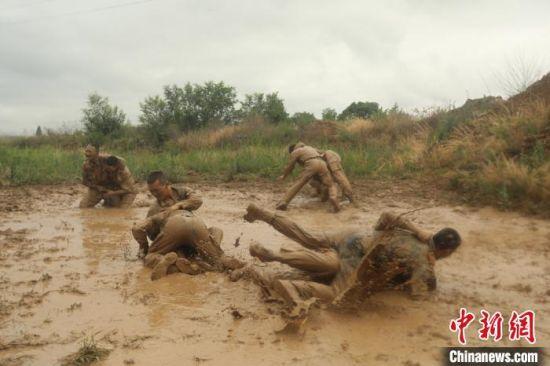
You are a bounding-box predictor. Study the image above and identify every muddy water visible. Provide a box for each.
[0,183,548,365]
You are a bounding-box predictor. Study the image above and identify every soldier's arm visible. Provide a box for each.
[106,167,137,196]
[132,217,154,249]
[82,164,94,188]
[132,211,167,252]
[169,188,202,211]
[374,212,433,244]
[281,151,299,179]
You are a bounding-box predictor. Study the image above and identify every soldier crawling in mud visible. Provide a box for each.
[79,145,137,208]
[132,171,244,280]
[276,142,340,212]
[310,147,355,205]
[238,203,461,308]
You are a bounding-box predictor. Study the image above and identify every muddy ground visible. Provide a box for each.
[0,181,548,365]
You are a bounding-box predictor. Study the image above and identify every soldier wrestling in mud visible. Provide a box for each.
[79,145,137,208]
[276,142,340,212]
[132,171,244,280]
[238,203,461,308]
[309,147,355,205]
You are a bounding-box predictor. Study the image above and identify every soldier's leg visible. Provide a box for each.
[374,212,432,243]
[274,279,336,304]
[151,252,178,280]
[332,169,354,202]
[244,203,332,250]
[318,172,341,212]
[277,169,315,210]
[308,178,329,201]
[79,188,103,208]
[250,242,340,275]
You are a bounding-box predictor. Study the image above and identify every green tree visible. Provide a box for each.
[321,108,338,120]
[338,101,380,120]
[291,111,316,125]
[35,126,43,136]
[139,95,173,147]
[81,93,126,144]
[240,92,288,123]
[163,81,237,131]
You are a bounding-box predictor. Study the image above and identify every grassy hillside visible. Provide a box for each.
[1,74,549,214]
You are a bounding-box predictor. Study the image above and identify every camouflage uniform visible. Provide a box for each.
[309,150,354,203]
[278,145,339,211]
[246,207,436,305]
[79,156,137,208]
[132,185,242,273]
[323,150,354,203]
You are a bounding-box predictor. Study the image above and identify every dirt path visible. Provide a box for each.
[0,182,548,365]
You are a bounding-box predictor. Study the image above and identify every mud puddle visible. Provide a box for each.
[0,182,548,365]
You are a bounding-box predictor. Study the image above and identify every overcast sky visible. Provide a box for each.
[1,0,549,135]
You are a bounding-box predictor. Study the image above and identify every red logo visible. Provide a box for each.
[449,309,536,345]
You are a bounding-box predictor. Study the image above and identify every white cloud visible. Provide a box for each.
[0,0,549,134]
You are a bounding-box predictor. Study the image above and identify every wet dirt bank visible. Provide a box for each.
[0,181,549,365]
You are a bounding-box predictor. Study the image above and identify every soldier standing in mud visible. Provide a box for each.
[239,203,461,308]
[79,145,137,208]
[132,171,244,280]
[276,142,340,212]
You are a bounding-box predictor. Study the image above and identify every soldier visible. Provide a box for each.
[99,155,137,208]
[276,143,340,212]
[309,149,355,204]
[79,145,107,208]
[132,171,243,280]
[241,203,461,307]
[321,149,355,204]
[79,146,137,208]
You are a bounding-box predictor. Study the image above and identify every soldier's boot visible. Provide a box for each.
[272,279,301,306]
[175,257,203,275]
[249,242,276,262]
[275,202,288,211]
[151,252,178,281]
[144,253,163,268]
[208,227,223,247]
[219,255,246,270]
[244,203,273,223]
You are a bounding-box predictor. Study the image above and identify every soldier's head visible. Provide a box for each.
[84,144,98,160]
[104,155,120,173]
[431,228,461,259]
[147,170,172,200]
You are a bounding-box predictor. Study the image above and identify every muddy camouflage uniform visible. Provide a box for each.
[132,185,241,273]
[278,145,339,211]
[79,157,137,208]
[309,150,355,203]
[323,150,354,203]
[248,207,436,304]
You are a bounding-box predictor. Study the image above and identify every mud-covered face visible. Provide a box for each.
[84,146,97,160]
[148,180,172,201]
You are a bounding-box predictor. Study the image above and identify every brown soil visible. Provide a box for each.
[0,181,548,365]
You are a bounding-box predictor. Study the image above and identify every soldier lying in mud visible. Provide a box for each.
[79,145,137,208]
[238,204,461,309]
[132,171,244,280]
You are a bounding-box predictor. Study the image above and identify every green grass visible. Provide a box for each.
[61,336,110,366]
[0,144,406,186]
